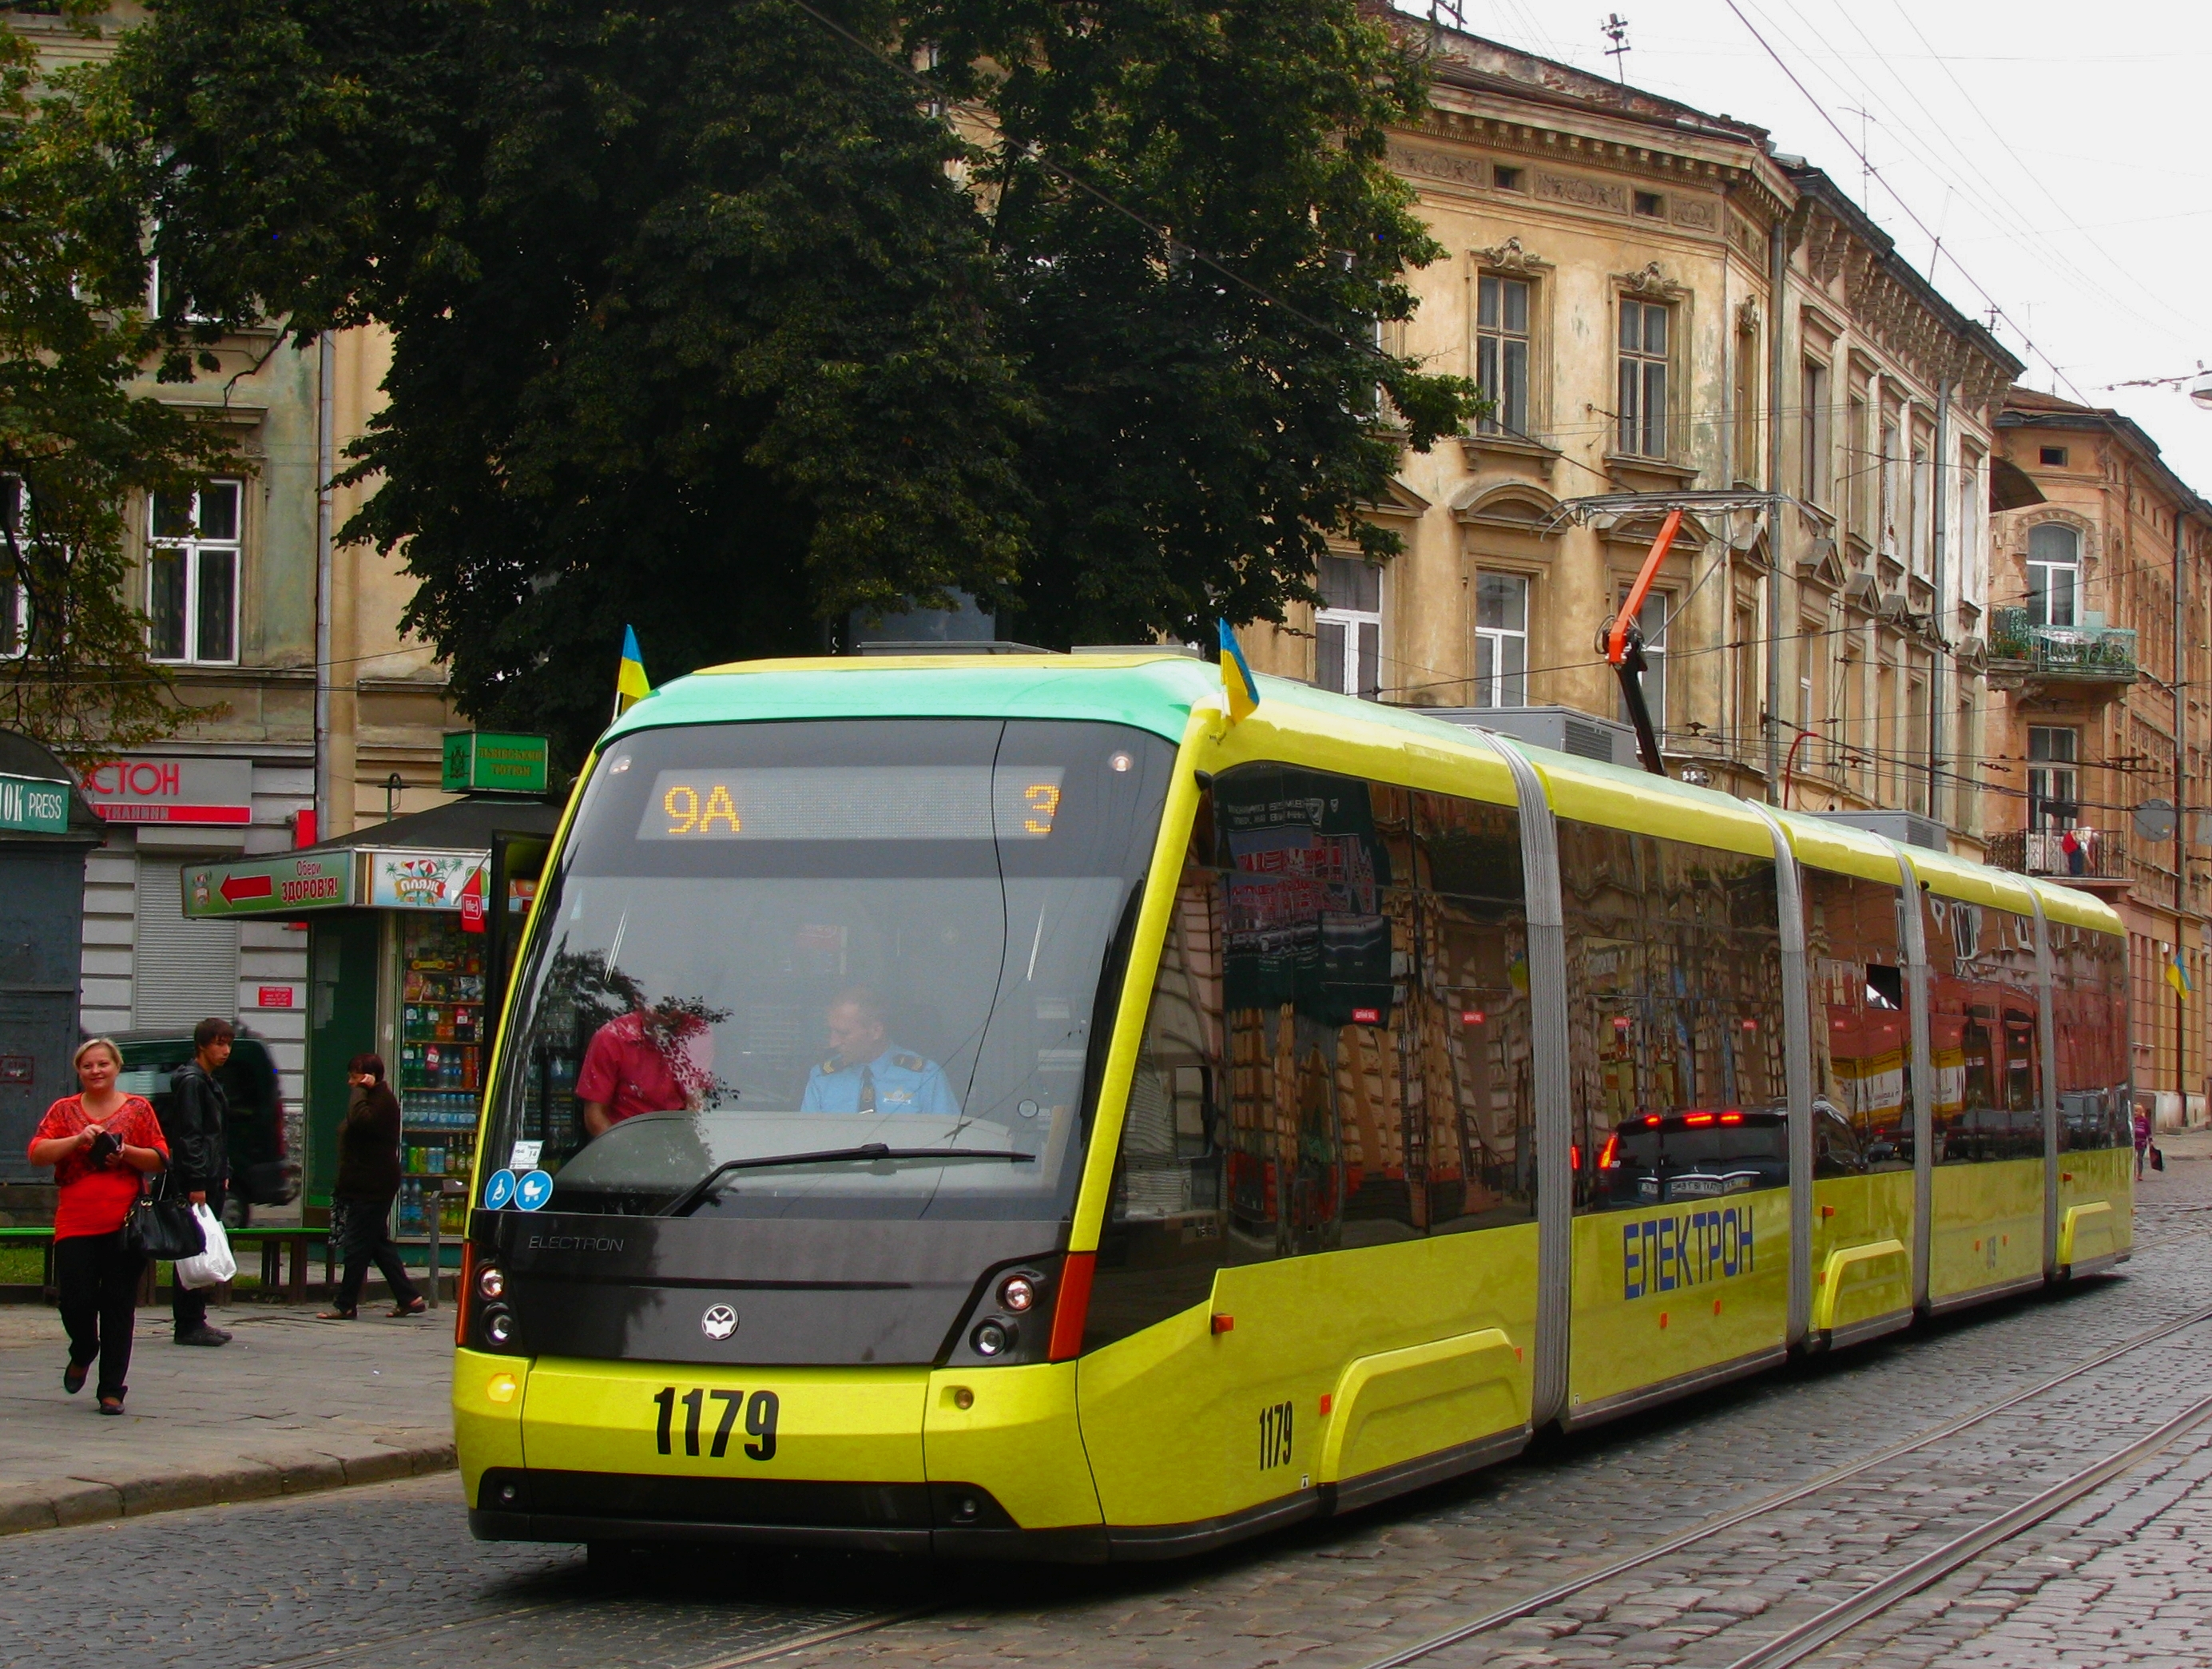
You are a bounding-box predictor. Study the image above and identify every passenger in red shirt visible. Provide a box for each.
[27,1038,169,1413]
[576,1005,714,1138]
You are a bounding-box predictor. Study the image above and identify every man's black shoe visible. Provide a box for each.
[174,1326,231,1347]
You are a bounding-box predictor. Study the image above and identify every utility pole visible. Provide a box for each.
[1602,14,1631,82]
[1928,380,1950,825]
[2178,504,2189,1126]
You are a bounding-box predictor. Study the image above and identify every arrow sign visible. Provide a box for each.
[220,872,274,904]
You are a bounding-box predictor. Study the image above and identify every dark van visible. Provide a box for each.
[113,1028,300,1226]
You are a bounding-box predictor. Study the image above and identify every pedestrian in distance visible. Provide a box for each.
[161,1018,235,1346]
[26,1039,169,1414]
[318,1054,426,1320]
[2135,1100,2154,1181]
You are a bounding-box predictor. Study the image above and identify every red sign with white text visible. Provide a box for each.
[256,986,296,1009]
[79,757,253,825]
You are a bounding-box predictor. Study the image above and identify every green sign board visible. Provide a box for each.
[0,772,70,835]
[442,731,550,796]
[183,852,357,918]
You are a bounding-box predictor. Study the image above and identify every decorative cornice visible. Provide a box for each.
[1614,261,1686,300]
[1472,236,1551,275]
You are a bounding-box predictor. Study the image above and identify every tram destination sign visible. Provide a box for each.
[442,730,549,796]
[0,771,70,835]
[183,852,358,918]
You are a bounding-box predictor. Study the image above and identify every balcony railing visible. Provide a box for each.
[1984,826,2130,880]
[1988,607,2138,685]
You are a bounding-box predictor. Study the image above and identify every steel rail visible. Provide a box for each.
[1721,1390,2212,1668]
[1352,1296,2212,1669]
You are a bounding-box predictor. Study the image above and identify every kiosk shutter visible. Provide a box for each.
[133,856,240,1028]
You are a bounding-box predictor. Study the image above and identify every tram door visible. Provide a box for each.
[1559,823,1791,1421]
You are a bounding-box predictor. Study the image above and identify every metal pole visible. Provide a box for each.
[1765,221,1788,801]
[2178,506,2187,1126]
[1928,379,1950,825]
[315,332,335,839]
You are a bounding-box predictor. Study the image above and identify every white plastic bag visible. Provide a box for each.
[176,1204,236,1290]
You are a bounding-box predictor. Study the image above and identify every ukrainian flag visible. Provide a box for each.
[2170,948,2193,1001]
[1217,618,1260,725]
[614,625,651,718]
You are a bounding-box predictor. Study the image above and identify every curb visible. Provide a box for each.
[0,1440,456,1536]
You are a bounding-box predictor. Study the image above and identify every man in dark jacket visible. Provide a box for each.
[164,1017,233,1346]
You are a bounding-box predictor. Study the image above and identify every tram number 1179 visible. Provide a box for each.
[652,1385,780,1461]
[1259,1399,1294,1471]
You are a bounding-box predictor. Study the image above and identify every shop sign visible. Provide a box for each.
[183,852,355,917]
[441,731,549,796]
[0,772,70,835]
[80,756,253,825]
[368,848,487,912]
[255,985,299,1009]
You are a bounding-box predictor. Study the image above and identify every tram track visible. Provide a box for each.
[1353,1293,2212,1669]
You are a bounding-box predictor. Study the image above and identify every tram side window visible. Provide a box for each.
[2055,922,2132,1150]
[1803,870,1911,1171]
[1925,899,2043,1163]
[1088,765,1535,1350]
[1562,821,1787,1213]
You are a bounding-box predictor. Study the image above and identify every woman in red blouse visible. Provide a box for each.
[27,1039,169,1413]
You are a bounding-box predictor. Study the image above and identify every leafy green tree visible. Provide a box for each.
[0,27,235,765]
[103,0,1471,763]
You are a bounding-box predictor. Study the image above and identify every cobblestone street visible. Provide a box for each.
[5,1142,2211,1669]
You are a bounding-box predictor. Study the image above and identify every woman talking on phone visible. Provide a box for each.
[26,1039,169,1414]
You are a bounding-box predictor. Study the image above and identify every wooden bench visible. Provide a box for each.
[1,1222,452,1305]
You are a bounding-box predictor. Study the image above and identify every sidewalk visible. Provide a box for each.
[0,1297,454,1535]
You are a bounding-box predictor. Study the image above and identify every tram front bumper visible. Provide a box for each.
[460,1355,1107,1560]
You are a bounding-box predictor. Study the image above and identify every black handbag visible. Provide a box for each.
[123,1171,206,1262]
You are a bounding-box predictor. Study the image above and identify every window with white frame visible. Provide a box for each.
[1315,553,1381,700]
[1475,276,1531,437]
[148,480,241,665]
[1473,572,1528,706]
[1615,587,1668,734]
[2027,725,2079,829]
[1616,300,1669,458]
[2026,523,2079,628]
[0,479,26,658]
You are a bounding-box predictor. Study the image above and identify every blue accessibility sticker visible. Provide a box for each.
[483,1169,518,1210]
[514,1169,554,1211]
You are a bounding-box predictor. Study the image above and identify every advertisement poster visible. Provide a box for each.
[369,850,488,912]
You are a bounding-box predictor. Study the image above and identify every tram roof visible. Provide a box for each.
[609,655,2123,936]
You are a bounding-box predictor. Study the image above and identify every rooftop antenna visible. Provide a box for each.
[1427,0,1465,33]
[1841,105,1876,213]
[1601,14,1631,81]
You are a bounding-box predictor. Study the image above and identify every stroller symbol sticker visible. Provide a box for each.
[701,1305,738,1341]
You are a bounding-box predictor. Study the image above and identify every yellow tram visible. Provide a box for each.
[452,653,2132,1560]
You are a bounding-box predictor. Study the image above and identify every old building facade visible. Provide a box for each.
[1242,29,2021,852]
[1987,390,2212,1122]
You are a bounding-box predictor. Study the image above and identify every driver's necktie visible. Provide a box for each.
[858,1068,876,1113]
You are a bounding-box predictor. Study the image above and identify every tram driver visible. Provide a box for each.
[800,987,958,1115]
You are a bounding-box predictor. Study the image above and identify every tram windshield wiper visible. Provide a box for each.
[660,1143,1035,1217]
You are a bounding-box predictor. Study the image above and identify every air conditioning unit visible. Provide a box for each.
[1427,705,1640,769]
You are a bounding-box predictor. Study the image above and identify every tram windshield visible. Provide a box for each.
[486,717,1175,1220]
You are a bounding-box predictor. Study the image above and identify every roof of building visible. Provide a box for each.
[1997,388,2212,521]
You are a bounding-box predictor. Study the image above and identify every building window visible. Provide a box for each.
[1474,573,1528,707]
[1315,553,1381,701]
[1801,360,1831,507]
[0,479,26,658]
[2028,726,2079,829]
[1616,587,1668,734]
[1633,190,1665,218]
[2026,523,2080,627]
[148,480,241,665]
[1617,300,1670,458]
[1848,392,1871,544]
[1910,443,1932,576]
[1475,276,1531,436]
[1733,318,1760,483]
[1879,418,1900,556]
[1492,164,1524,192]
[2039,445,2069,467]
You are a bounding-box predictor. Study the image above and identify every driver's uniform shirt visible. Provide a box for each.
[800,1047,957,1115]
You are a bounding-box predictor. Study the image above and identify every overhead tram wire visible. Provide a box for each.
[1722,0,2096,407]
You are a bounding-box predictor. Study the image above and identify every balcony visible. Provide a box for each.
[1987,607,2138,693]
[1984,826,2130,882]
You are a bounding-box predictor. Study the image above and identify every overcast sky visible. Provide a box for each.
[1408,0,2212,492]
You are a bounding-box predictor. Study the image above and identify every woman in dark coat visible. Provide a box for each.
[318,1054,425,1318]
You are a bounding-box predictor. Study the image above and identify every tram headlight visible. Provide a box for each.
[971,1318,1015,1357]
[478,1265,506,1301]
[484,1308,515,1347]
[997,1273,1038,1313]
